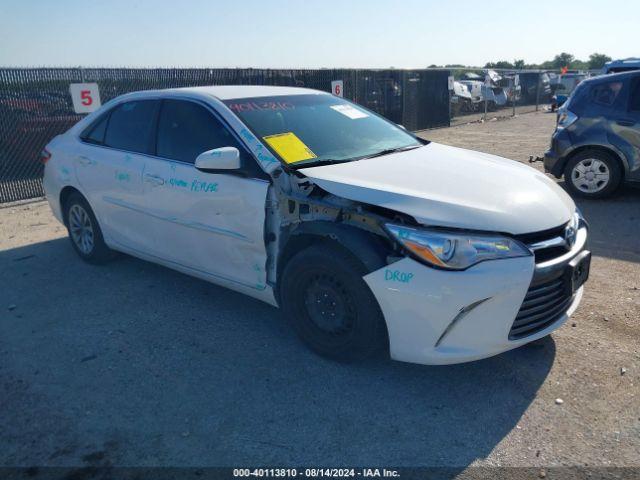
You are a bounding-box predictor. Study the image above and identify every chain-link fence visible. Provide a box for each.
[0,67,452,203]
[1,67,565,204]
[448,68,561,126]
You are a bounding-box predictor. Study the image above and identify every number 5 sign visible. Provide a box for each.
[331,80,344,98]
[69,83,101,113]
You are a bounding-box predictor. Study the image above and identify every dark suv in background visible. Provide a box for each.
[544,71,640,198]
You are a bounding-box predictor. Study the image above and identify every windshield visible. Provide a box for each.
[224,94,422,168]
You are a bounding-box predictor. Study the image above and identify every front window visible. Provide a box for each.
[156,99,243,164]
[224,95,422,168]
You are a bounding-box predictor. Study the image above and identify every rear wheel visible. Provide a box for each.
[64,193,113,264]
[564,149,622,199]
[279,244,388,362]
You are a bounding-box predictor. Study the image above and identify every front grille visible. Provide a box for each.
[515,224,569,264]
[509,276,573,340]
[509,223,576,340]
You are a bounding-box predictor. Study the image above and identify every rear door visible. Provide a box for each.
[74,99,160,251]
[142,98,270,290]
[618,77,640,180]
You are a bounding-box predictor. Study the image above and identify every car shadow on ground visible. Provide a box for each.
[557,182,640,264]
[1,237,556,469]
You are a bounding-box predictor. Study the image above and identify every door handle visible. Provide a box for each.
[77,155,93,166]
[616,119,635,127]
[144,173,165,186]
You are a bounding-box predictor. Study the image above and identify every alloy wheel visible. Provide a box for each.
[69,204,95,255]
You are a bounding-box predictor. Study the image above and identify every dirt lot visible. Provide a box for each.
[1,111,639,473]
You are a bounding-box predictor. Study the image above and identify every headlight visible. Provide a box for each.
[385,224,532,270]
[571,207,587,230]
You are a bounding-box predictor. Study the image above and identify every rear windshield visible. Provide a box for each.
[224,94,421,168]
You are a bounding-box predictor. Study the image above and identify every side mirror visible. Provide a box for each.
[195,147,240,172]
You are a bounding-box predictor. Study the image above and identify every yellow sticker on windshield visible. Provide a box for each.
[263,132,317,164]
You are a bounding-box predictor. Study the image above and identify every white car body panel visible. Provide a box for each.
[452,81,473,100]
[365,256,583,364]
[43,89,283,306]
[301,142,575,234]
[43,85,587,366]
[139,155,271,291]
[75,145,153,252]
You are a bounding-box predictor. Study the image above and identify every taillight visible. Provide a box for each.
[557,109,578,130]
[40,148,52,164]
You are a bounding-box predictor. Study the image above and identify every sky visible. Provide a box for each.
[0,0,638,68]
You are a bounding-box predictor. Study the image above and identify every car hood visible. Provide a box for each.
[299,142,575,235]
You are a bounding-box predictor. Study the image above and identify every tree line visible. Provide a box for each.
[429,52,612,71]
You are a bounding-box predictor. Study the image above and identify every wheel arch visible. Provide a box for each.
[59,185,85,226]
[564,144,628,179]
[276,222,391,301]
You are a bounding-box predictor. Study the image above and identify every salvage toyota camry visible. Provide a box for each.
[42,86,590,365]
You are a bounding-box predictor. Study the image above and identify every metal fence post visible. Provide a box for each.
[353,70,358,104]
[79,66,85,82]
[448,72,452,125]
[512,76,516,117]
[484,94,488,121]
[535,71,541,112]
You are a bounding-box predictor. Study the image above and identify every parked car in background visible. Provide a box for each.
[458,74,483,106]
[484,85,508,109]
[551,73,589,112]
[545,71,640,198]
[43,85,589,365]
[518,72,552,104]
[602,58,640,74]
[497,75,522,103]
[459,71,508,110]
[450,80,474,114]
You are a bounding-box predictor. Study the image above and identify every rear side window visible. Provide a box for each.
[629,80,640,112]
[104,100,159,154]
[156,99,242,164]
[591,82,623,106]
[81,113,108,144]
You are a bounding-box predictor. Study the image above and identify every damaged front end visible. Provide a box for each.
[263,166,412,302]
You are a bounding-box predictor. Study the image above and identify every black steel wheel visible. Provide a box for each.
[279,244,388,362]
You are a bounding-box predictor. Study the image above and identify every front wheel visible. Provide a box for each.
[279,244,388,362]
[564,150,622,199]
[64,193,113,264]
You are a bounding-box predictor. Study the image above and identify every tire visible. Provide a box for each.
[279,243,388,362]
[563,149,622,199]
[63,192,113,264]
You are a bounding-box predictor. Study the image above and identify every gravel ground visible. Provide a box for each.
[1,111,638,473]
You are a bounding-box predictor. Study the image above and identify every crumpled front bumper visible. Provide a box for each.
[364,253,583,365]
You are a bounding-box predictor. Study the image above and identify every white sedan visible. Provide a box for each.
[43,85,590,365]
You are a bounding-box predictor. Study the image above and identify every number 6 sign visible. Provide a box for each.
[331,80,344,98]
[70,83,101,113]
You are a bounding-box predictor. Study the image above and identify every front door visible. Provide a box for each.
[141,98,270,291]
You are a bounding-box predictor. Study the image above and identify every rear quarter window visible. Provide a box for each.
[80,113,109,144]
[629,79,640,112]
[590,82,623,107]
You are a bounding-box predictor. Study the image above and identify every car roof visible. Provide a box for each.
[119,85,329,102]
[604,58,640,68]
[579,70,640,86]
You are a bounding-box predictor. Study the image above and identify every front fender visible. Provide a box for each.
[287,221,389,273]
